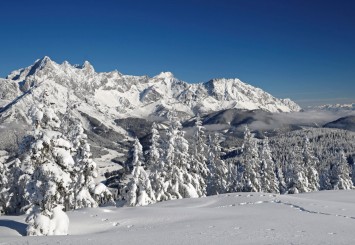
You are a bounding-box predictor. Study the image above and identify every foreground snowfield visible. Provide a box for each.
[1,190,355,244]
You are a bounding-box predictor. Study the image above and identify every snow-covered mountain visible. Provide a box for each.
[1,56,301,122]
[309,103,355,111]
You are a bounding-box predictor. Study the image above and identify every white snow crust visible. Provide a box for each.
[1,190,355,244]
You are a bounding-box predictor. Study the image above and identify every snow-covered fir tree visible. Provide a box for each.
[284,146,309,194]
[62,91,112,208]
[23,90,72,235]
[125,138,155,206]
[259,137,279,193]
[0,151,9,214]
[147,122,161,170]
[147,123,170,202]
[330,150,353,190]
[162,114,199,199]
[275,162,287,194]
[189,116,210,197]
[235,126,261,192]
[302,137,320,191]
[67,118,99,209]
[2,158,27,214]
[206,133,229,195]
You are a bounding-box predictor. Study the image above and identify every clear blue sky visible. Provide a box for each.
[0,0,354,106]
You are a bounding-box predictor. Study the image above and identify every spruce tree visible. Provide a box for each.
[330,150,353,190]
[189,116,209,197]
[62,91,109,208]
[162,114,199,199]
[236,126,261,192]
[24,90,72,235]
[275,162,287,194]
[147,122,161,170]
[3,158,27,214]
[206,133,229,195]
[302,137,320,191]
[259,137,279,193]
[0,152,9,214]
[285,146,309,194]
[68,119,99,209]
[125,138,155,206]
[147,123,170,202]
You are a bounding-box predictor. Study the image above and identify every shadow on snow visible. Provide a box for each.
[0,219,27,236]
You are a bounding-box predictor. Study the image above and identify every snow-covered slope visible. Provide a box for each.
[1,190,354,244]
[1,56,301,122]
[324,115,355,132]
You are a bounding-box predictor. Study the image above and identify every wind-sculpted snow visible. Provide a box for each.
[1,190,355,244]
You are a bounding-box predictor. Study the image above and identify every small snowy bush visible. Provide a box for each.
[26,205,69,236]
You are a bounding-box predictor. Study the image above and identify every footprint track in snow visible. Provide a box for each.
[275,200,355,220]
[217,198,355,222]
[216,200,272,208]
[112,222,119,226]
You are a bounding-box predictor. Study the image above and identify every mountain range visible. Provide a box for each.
[308,103,355,111]
[0,56,301,122]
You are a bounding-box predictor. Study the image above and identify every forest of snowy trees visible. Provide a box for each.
[121,119,355,206]
[0,91,355,236]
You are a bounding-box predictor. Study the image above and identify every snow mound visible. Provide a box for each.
[26,205,69,236]
[50,205,69,236]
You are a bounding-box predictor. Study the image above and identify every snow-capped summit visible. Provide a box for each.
[61,60,71,67]
[81,61,95,72]
[201,78,302,113]
[32,56,55,72]
[154,71,175,79]
[34,56,52,65]
[0,57,301,123]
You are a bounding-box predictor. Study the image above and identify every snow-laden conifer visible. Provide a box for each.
[163,114,199,199]
[63,92,112,208]
[147,123,170,202]
[147,122,161,170]
[125,138,155,206]
[2,158,28,214]
[330,150,353,190]
[24,90,72,235]
[302,137,320,191]
[0,152,9,214]
[68,118,99,209]
[206,133,229,195]
[235,126,261,192]
[189,116,209,196]
[259,137,279,193]
[285,146,309,194]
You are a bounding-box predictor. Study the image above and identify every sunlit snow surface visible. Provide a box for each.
[1,190,355,244]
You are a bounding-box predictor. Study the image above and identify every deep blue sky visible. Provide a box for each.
[0,0,354,106]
